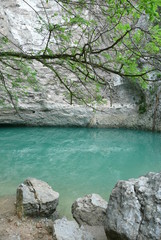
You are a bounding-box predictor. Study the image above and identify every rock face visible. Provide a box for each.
[105,172,161,240]
[16,178,59,217]
[53,218,94,240]
[72,193,108,226]
[0,0,161,131]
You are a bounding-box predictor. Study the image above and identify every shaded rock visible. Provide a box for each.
[84,225,107,240]
[16,178,59,217]
[53,217,94,240]
[72,193,108,226]
[105,172,161,240]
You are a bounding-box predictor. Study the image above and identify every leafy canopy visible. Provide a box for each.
[0,0,161,107]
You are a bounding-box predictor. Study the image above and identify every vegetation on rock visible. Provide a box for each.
[0,0,161,107]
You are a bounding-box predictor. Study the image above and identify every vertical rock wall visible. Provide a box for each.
[0,0,160,130]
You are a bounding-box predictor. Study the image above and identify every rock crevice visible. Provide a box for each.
[16,178,59,217]
[105,172,161,240]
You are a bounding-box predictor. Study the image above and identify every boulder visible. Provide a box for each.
[72,193,108,226]
[16,178,59,217]
[53,217,94,240]
[84,225,108,240]
[105,172,161,240]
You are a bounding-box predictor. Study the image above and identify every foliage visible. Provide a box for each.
[138,95,147,114]
[0,0,161,108]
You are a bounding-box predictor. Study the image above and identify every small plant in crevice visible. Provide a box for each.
[138,95,147,114]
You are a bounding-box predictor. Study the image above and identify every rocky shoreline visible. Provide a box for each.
[0,180,107,240]
[1,172,161,240]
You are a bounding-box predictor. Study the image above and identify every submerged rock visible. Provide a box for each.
[72,193,108,226]
[105,172,161,240]
[53,217,94,240]
[16,178,59,217]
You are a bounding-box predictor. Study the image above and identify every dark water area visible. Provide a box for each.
[0,127,161,217]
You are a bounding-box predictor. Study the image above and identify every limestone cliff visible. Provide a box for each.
[0,0,160,130]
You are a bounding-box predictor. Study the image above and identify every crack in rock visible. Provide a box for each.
[16,178,59,217]
[105,173,161,240]
[25,179,42,213]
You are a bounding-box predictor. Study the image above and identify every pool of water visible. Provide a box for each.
[0,127,161,217]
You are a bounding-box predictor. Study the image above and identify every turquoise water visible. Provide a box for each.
[0,127,161,217]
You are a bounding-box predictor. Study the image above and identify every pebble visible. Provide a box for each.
[15,221,21,227]
[36,222,43,228]
[8,217,14,223]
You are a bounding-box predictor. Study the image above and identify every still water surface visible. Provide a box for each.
[0,127,161,217]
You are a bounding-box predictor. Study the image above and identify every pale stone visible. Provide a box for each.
[53,218,94,240]
[0,1,160,130]
[0,0,161,130]
[72,193,108,226]
[16,178,59,217]
[105,172,161,240]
